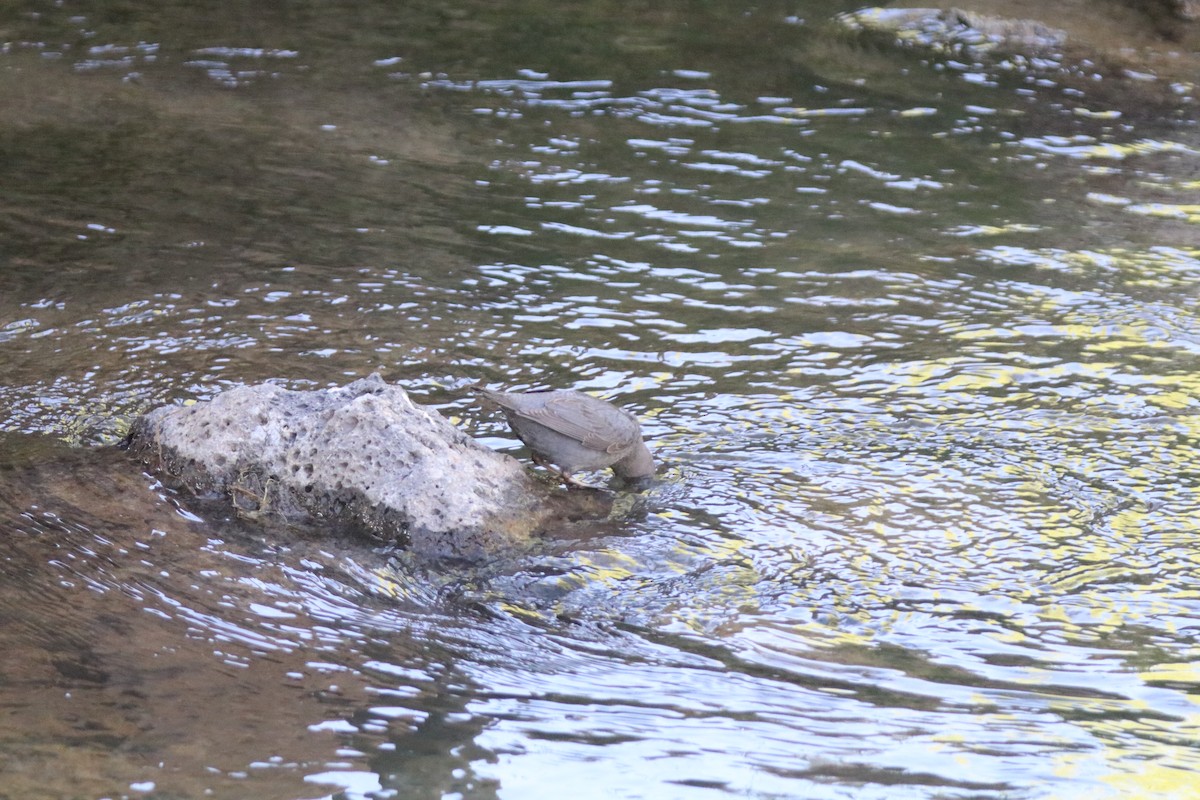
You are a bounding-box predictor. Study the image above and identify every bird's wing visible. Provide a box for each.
[521,394,641,453]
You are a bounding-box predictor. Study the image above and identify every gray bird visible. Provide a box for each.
[473,387,655,486]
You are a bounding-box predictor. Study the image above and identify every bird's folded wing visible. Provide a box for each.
[521,397,639,452]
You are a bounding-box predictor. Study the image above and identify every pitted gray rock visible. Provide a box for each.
[125,374,565,559]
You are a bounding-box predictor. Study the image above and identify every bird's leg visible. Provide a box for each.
[531,453,587,489]
[559,472,589,489]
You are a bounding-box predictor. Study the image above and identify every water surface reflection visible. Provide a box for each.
[2,0,1200,797]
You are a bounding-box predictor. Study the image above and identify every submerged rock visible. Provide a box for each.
[124,374,589,559]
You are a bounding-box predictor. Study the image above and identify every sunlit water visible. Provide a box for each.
[2,1,1200,798]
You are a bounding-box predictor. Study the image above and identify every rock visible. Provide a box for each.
[124,374,566,560]
[1173,0,1200,21]
[837,7,1067,55]
[833,3,1200,108]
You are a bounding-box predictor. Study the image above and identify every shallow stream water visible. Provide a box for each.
[2,1,1200,798]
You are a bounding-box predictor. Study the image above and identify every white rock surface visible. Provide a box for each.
[126,374,554,559]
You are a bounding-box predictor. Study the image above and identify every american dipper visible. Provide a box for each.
[473,387,655,486]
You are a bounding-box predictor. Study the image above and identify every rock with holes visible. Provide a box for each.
[124,374,565,559]
[837,8,1067,54]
